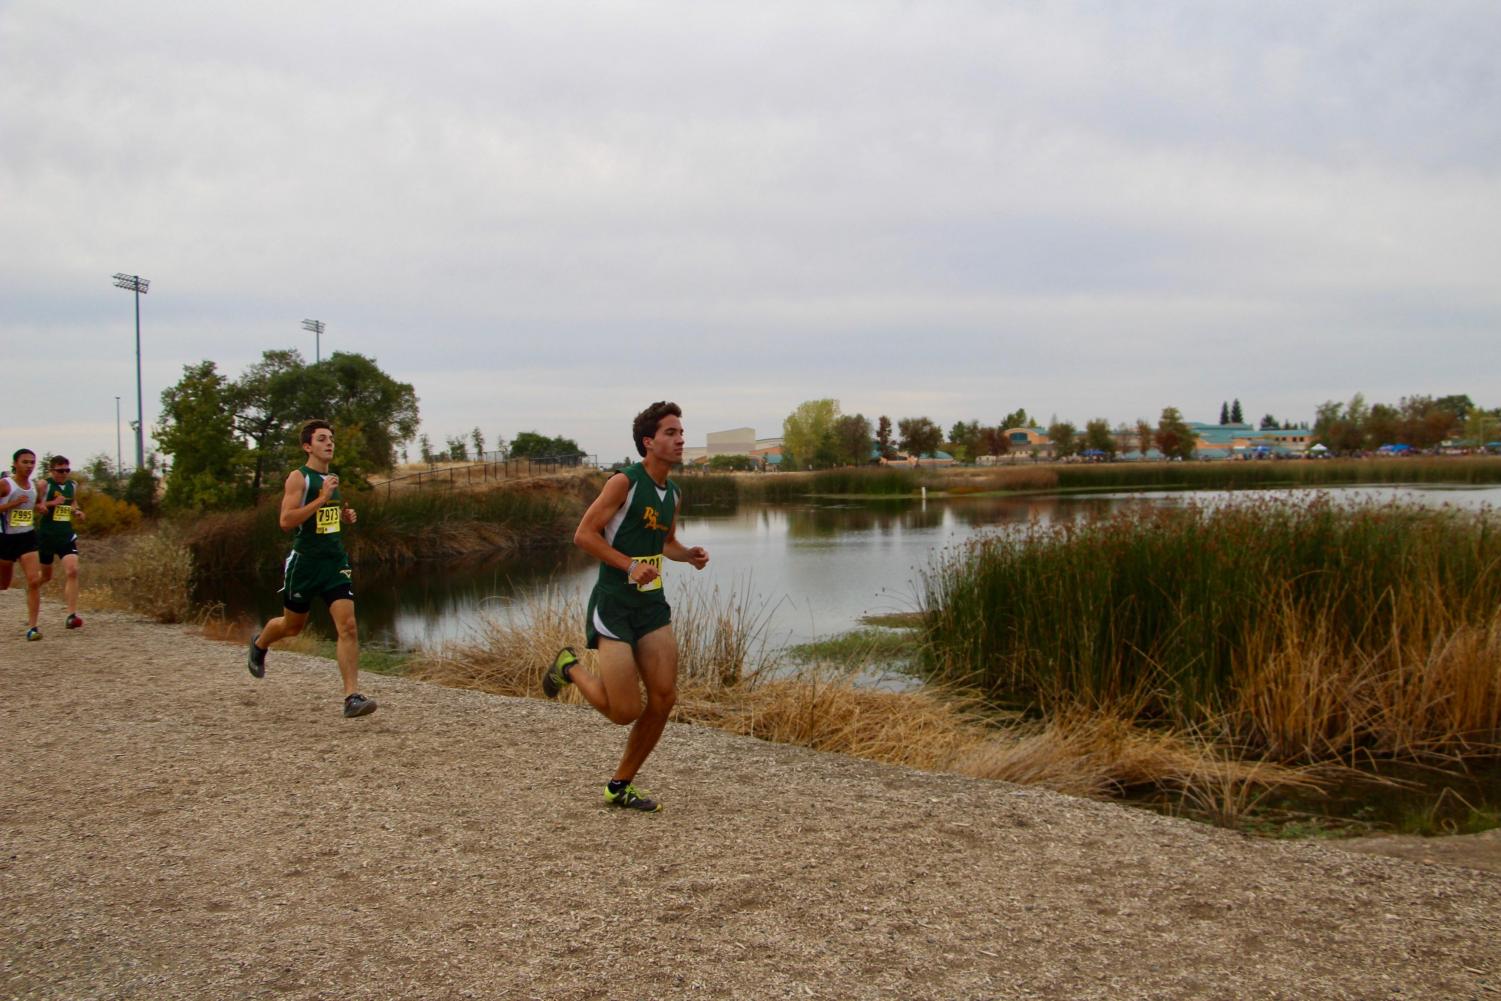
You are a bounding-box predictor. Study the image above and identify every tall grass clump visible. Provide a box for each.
[807,467,919,496]
[87,527,197,623]
[922,496,1501,762]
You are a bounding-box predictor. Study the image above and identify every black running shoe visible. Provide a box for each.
[247,632,267,679]
[604,782,661,812]
[542,646,578,698]
[343,693,378,718]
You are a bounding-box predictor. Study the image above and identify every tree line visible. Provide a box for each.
[775,393,1497,470]
[150,350,420,510]
[1311,394,1495,454]
[779,400,1207,468]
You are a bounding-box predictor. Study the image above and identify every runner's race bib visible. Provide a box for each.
[53,505,72,522]
[631,554,663,592]
[315,505,342,534]
[10,508,34,529]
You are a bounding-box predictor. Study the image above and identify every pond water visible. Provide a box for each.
[206,483,1501,654]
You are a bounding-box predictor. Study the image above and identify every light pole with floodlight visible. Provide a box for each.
[112,273,151,469]
[303,318,325,363]
[115,396,123,477]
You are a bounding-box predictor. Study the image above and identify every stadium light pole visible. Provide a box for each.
[112,273,150,469]
[302,318,325,363]
[115,396,123,476]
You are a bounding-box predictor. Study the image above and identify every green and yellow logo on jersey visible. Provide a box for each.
[642,506,665,531]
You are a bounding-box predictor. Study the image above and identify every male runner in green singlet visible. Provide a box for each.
[246,420,377,718]
[37,455,85,630]
[541,401,708,812]
[1,449,46,639]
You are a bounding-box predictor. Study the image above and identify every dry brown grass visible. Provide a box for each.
[410,588,1314,824]
[84,526,200,624]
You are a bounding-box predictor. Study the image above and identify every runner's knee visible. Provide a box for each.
[645,684,676,716]
[335,617,358,641]
[606,698,643,726]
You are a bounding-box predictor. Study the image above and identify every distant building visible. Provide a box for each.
[706,427,756,456]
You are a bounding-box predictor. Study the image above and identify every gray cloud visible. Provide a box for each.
[3,1,1499,464]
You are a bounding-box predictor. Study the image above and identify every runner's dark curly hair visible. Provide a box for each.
[632,402,681,457]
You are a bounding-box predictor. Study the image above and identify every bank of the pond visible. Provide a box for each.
[683,455,1501,502]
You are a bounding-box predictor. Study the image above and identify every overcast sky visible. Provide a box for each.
[4,1,1499,467]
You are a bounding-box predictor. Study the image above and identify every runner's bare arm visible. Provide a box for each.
[0,479,19,512]
[574,473,657,585]
[278,470,334,531]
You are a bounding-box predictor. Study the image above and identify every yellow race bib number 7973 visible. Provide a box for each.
[315,505,342,534]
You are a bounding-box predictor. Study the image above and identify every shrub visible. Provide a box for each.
[76,490,143,536]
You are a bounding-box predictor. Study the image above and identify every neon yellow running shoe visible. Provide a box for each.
[542,646,578,698]
[604,783,661,812]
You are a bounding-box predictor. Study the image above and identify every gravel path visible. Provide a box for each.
[3,592,1499,1000]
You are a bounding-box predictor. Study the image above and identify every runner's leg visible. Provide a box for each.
[327,598,361,698]
[256,607,309,647]
[0,559,12,590]
[60,554,79,616]
[571,637,645,725]
[612,624,678,782]
[20,551,42,628]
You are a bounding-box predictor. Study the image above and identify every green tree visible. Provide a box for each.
[1219,401,1230,425]
[1259,413,1279,430]
[419,434,434,465]
[783,399,840,469]
[1230,399,1243,424]
[471,427,486,458]
[83,453,124,497]
[446,435,467,461]
[875,416,899,460]
[896,416,943,458]
[979,426,1009,458]
[947,420,982,463]
[303,352,420,483]
[1435,394,1475,421]
[228,349,418,494]
[1464,409,1500,447]
[229,348,307,499]
[509,431,582,459]
[708,453,756,471]
[1135,419,1154,457]
[124,465,160,516]
[1366,403,1401,448]
[1000,408,1033,432]
[156,360,250,510]
[1154,407,1196,460]
[1047,420,1078,459]
[832,413,874,466]
[1084,418,1116,459]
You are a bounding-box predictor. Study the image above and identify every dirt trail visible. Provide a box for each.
[3,591,1499,1000]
